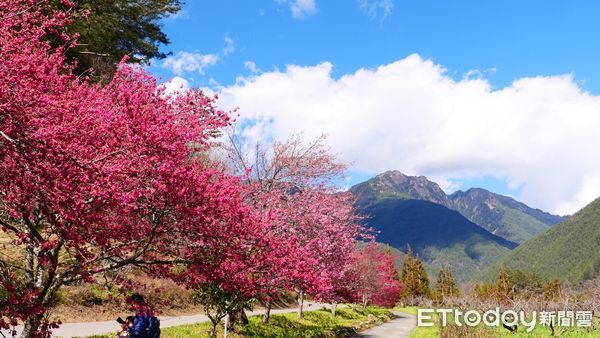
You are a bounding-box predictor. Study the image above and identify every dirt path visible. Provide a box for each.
[351,311,416,338]
[1,302,326,337]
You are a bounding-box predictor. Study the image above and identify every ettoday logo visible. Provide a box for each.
[417,308,593,333]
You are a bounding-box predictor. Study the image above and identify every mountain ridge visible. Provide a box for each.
[449,187,566,243]
[350,171,523,281]
[350,170,564,243]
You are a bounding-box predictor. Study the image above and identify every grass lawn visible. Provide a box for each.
[89,306,393,338]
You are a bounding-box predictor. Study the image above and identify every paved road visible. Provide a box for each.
[1,302,326,337]
[351,311,416,338]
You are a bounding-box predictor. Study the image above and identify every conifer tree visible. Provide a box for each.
[433,267,459,304]
[400,248,431,303]
[52,0,182,81]
[497,268,511,300]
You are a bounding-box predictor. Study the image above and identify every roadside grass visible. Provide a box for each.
[395,306,599,338]
[89,306,393,338]
[394,306,418,316]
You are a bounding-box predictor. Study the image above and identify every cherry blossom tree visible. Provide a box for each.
[345,244,403,309]
[0,1,254,336]
[224,133,369,321]
[0,3,387,337]
[372,247,404,308]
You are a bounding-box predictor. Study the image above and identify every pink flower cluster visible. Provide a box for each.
[0,2,403,336]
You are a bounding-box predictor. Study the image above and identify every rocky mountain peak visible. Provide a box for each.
[350,170,566,243]
[350,170,452,208]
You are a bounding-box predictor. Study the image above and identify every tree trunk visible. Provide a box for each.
[331,302,337,317]
[226,311,234,332]
[297,291,304,320]
[22,241,42,338]
[227,308,248,331]
[207,315,220,338]
[352,303,356,311]
[239,309,248,325]
[263,300,272,323]
[22,314,43,338]
[209,321,218,338]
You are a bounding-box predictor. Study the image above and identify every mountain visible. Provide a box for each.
[450,188,565,243]
[358,198,517,281]
[350,172,519,281]
[351,171,564,243]
[351,170,452,208]
[488,197,600,283]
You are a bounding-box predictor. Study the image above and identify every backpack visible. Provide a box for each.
[146,316,160,338]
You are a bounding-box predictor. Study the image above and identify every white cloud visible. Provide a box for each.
[276,0,317,18]
[223,36,235,56]
[162,76,190,95]
[244,61,260,74]
[163,37,235,76]
[215,54,600,215]
[163,52,219,75]
[358,0,394,21]
[292,0,317,18]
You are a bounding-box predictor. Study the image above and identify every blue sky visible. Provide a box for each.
[152,0,600,91]
[149,1,600,214]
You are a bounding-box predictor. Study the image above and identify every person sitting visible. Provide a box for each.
[127,294,161,338]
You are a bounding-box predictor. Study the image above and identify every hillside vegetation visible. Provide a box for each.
[360,198,517,281]
[489,197,600,283]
